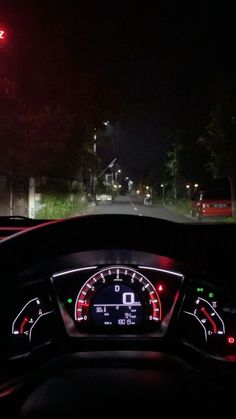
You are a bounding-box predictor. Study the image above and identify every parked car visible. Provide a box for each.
[95,192,113,205]
[191,190,232,220]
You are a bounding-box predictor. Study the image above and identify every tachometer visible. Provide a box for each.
[75,266,162,330]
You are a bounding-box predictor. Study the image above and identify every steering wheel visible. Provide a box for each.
[0,214,235,418]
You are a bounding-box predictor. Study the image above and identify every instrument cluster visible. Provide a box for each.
[51,264,183,336]
[2,251,236,361]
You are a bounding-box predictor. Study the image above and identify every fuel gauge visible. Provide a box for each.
[186,297,225,341]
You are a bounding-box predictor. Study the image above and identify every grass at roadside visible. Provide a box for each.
[152,196,163,205]
[164,198,192,217]
[223,216,236,223]
[35,193,88,219]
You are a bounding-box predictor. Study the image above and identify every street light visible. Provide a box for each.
[97,158,117,180]
[161,184,165,203]
[160,181,172,203]
[93,130,97,154]
[91,129,98,196]
[115,168,122,183]
[128,180,133,193]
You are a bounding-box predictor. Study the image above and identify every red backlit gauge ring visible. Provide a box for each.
[75,266,162,330]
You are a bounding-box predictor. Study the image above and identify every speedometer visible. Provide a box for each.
[75,266,162,330]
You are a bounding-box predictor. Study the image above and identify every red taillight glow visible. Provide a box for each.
[227,337,235,345]
[158,285,164,292]
[0,30,5,39]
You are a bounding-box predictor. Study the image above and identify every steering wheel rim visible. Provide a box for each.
[0,214,187,275]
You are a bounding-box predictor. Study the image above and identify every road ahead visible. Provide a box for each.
[90,195,193,223]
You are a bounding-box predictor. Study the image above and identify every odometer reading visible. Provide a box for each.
[75,266,162,329]
[91,284,143,326]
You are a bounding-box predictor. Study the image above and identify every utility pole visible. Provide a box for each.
[91,121,111,197]
[92,129,97,198]
[28,177,35,218]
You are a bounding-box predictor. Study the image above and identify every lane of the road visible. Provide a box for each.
[89,195,195,223]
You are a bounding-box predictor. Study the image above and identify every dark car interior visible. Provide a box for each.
[0,214,236,417]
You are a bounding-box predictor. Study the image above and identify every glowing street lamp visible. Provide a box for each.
[115,169,122,182]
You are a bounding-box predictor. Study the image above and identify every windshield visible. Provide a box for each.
[0,2,235,223]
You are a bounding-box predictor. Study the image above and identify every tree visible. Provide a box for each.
[165,127,212,200]
[165,135,183,200]
[0,77,26,177]
[20,104,76,177]
[0,83,77,180]
[199,90,236,217]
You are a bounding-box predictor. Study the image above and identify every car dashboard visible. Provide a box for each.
[3,248,236,364]
[1,214,236,417]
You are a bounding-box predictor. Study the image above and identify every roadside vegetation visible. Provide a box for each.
[35,179,88,219]
[164,197,192,217]
[35,193,88,219]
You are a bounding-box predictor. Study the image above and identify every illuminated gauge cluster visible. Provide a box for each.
[178,283,236,356]
[52,265,184,335]
[6,285,57,356]
[75,266,161,330]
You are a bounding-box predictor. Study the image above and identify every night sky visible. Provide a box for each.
[2,1,236,180]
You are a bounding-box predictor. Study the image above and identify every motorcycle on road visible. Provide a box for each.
[143,193,152,206]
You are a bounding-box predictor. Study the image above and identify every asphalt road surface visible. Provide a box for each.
[90,195,194,223]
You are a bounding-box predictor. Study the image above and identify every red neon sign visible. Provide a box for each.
[0,30,5,40]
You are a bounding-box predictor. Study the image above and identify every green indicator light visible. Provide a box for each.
[209,292,214,298]
[67,298,73,304]
[196,287,204,292]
